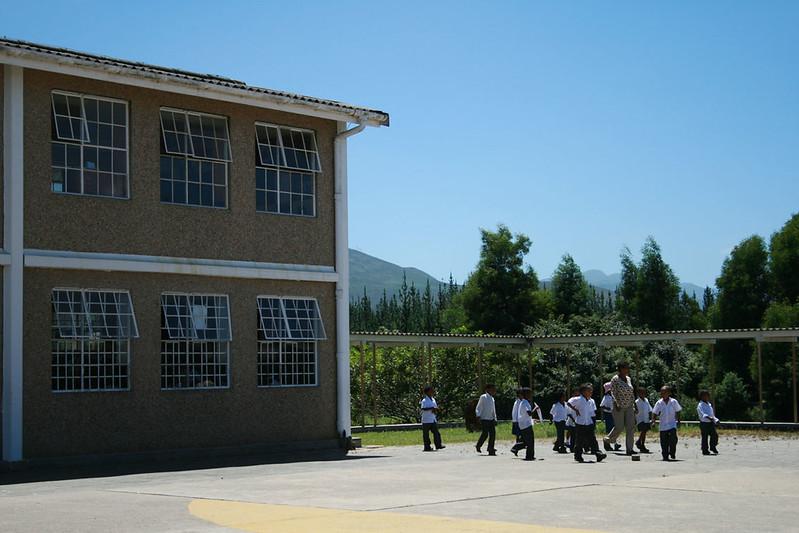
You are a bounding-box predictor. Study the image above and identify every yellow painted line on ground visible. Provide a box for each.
[189,499,601,533]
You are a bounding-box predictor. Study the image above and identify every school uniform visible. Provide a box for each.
[697,400,719,454]
[565,401,576,450]
[513,399,536,460]
[511,399,543,454]
[569,395,606,462]
[653,397,682,460]
[599,393,615,433]
[420,395,443,451]
[475,392,497,454]
[550,402,568,452]
[635,397,653,432]
[511,398,522,443]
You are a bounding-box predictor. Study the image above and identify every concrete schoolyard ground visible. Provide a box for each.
[1,435,798,532]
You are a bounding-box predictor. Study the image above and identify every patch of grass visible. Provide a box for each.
[357,422,798,448]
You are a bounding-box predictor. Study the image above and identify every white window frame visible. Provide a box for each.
[159,107,231,209]
[160,292,232,391]
[51,287,137,393]
[257,340,318,388]
[257,296,326,341]
[256,295,324,388]
[160,292,232,341]
[254,122,320,218]
[52,287,140,340]
[50,90,130,200]
[160,107,232,162]
[51,337,132,393]
[255,123,321,172]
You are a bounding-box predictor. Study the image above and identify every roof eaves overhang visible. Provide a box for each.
[0,41,389,127]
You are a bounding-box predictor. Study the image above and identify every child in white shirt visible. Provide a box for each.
[420,386,445,451]
[567,383,607,463]
[550,391,568,453]
[697,390,720,455]
[513,388,537,461]
[511,387,544,456]
[475,384,498,455]
[511,388,523,448]
[652,385,682,461]
[634,387,653,453]
[565,390,577,451]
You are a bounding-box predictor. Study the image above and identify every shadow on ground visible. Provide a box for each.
[0,447,386,486]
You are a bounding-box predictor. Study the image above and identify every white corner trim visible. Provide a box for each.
[24,249,339,283]
[3,65,24,462]
[0,51,387,127]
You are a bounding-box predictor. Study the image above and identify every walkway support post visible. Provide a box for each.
[528,348,534,392]
[477,344,485,391]
[371,342,378,427]
[359,341,366,428]
[710,343,716,396]
[598,343,605,385]
[674,342,681,395]
[793,342,797,424]
[566,349,572,394]
[635,348,641,386]
[426,342,433,385]
[757,341,764,424]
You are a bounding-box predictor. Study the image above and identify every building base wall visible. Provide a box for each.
[22,268,338,459]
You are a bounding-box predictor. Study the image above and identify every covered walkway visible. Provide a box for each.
[350,327,799,424]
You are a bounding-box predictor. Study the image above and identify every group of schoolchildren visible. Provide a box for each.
[419,361,721,462]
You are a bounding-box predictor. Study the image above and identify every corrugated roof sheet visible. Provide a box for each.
[0,37,389,125]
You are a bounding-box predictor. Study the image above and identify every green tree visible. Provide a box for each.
[460,225,547,334]
[716,235,771,328]
[769,212,799,304]
[715,235,771,379]
[702,286,715,314]
[677,291,707,330]
[636,237,681,330]
[616,247,639,324]
[714,372,752,421]
[551,254,591,319]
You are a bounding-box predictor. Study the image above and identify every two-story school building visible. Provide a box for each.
[0,39,389,463]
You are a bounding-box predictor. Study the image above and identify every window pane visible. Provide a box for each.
[257,297,287,339]
[282,298,326,340]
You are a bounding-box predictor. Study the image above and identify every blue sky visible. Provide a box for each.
[4,1,797,287]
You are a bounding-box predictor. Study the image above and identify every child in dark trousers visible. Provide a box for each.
[550,391,568,453]
[697,390,719,455]
[652,385,682,461]
[568,383,607,463]
[513,388,537,461]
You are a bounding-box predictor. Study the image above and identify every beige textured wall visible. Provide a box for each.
[23,69,336,267]
[23,268,338,459]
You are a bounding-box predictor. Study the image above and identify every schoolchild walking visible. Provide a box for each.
[652,385,682,461]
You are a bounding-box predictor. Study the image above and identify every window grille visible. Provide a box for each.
[160,293,231,390]
[160,107,230,208]
[255,123,320,216]
[51,91,129,199]
[256,296,324,387]
[51,288,137,392]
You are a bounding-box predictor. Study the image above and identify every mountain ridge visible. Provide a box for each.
[350,249,706,302]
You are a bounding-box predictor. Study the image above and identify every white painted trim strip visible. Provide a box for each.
[0,251,11,266]
[0,51,387,127]
[24,250,338,283]
[3,65,24,462]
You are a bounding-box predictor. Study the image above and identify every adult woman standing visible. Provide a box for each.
[603,361,638,455]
